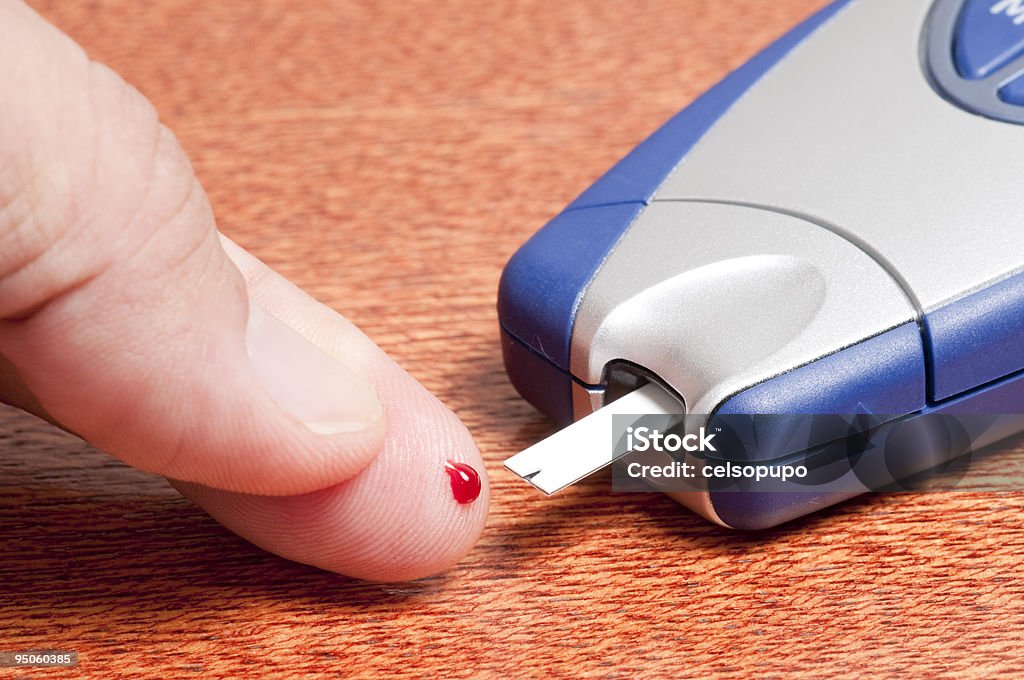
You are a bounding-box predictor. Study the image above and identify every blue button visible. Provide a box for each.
[999,71,1024,103]
[954,0,1024,80]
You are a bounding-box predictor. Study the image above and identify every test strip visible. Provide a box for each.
[504,382,682,494]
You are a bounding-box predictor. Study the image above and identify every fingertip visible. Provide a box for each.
[154,236,490,577]
[173,381,489,581]
[323,379,490,581]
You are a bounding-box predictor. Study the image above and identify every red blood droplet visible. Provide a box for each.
[444,461,481,504]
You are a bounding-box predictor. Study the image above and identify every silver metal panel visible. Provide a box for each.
[654,0,1024,312]
[571,201,917,416]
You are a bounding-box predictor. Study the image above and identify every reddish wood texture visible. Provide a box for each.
[4,0,1024,676]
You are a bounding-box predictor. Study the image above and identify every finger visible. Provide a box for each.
[172,240,490,582]
[0,0,389,495]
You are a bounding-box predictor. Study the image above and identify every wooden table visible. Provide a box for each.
[5,0,1024,676]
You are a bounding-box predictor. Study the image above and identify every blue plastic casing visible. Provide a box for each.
[710,358,1024,530]
[926,271,1024,401]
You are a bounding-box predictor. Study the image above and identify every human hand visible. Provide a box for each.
[0,0,488,582]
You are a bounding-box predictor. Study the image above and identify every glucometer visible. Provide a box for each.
[499,0,1024,528]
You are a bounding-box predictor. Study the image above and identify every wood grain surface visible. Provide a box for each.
[4,0,1024,677]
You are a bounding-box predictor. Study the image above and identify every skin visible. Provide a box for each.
[0,0,489,582]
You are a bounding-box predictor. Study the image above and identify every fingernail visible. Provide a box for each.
[246,304,382,434]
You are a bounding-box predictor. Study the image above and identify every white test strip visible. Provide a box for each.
[504,382,682,495]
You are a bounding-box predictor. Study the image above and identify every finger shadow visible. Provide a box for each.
[0,404,456,633]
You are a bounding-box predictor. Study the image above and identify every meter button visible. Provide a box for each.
[954,0,1024,79]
